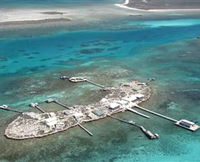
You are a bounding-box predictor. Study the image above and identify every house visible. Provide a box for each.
[109,103,120,110]
[179,120,195,128]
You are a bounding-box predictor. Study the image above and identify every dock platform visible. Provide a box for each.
[134,104,199,132]
[175,119,199,132]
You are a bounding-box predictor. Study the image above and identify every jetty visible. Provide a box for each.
[126,108,150,119]
[78,124,93,136]
[133,104,199,132]
[29,103,45,113]
[134,104,177,122]
[60,76,105,89]
[45,98,71,110]
[0,105,23,114]
[108,115,159,139]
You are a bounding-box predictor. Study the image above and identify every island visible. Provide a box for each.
[115,0,200,12]
[127,0,200,10]
[5,80,151,139]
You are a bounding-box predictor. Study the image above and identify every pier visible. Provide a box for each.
[45,98,71,110]
[85,80,105,89]
[0,105,23,114]
[134,104,177,122]
[60,76,105,89]
[133,104,199,132]
[126,108,150,119]
[107,115,159,139]
[29,103,45,113]
[78,124,93,136]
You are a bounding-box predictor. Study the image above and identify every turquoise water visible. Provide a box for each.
[0,0,121,8]
[0,13,200,162]
[128,18,200,27]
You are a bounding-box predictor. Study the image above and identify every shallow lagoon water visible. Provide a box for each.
[0,17,200,161]
[128,18,200,27]
[0,0,121,8]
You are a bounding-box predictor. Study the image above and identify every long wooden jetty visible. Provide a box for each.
[85,80,105,89]
[107,115,159,139]
[0,105,23,114]
[78,124,93,136]
[134,104,177,122]
[133,104,199,132]
[29,103,45,113]
[60,76,105,89]
[55,100,71,109]
[45,99,71,110]
[126,108,150,119]
[107,114,140,128]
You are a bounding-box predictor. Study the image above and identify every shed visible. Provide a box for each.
[109,103,120,110]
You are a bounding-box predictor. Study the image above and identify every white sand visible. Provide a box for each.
[0,8,72,23]
[115,0,200,12]
[0,1,200,27]
[0,4,144,27]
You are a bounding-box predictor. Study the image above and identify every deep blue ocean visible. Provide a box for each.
[0,1,200,162]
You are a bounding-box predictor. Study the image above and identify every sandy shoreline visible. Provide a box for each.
[0,1,200,38]
[115,0,200,12]
[1,1,200,26]
[0,8,73,23]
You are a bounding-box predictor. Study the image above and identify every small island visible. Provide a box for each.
[5,80,151,140]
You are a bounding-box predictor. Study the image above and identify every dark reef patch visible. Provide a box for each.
[40,58,52,62]
[175,89,200,101]
[22,53,31,56]
[18,49,26,52]
[59,48,65,51]
[80,48,104,54]
[107,47,120,51]
[56,60,69,65]
[29,67,40,72]
[40,65,46,68]
[0,65,7,69]
[32,52,40,55]
[0,56,8,62]
[13,60,19,63]
[27,56,35,59]
[81,40,110,47]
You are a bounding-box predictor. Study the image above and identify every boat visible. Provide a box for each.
[140,126,159,139]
